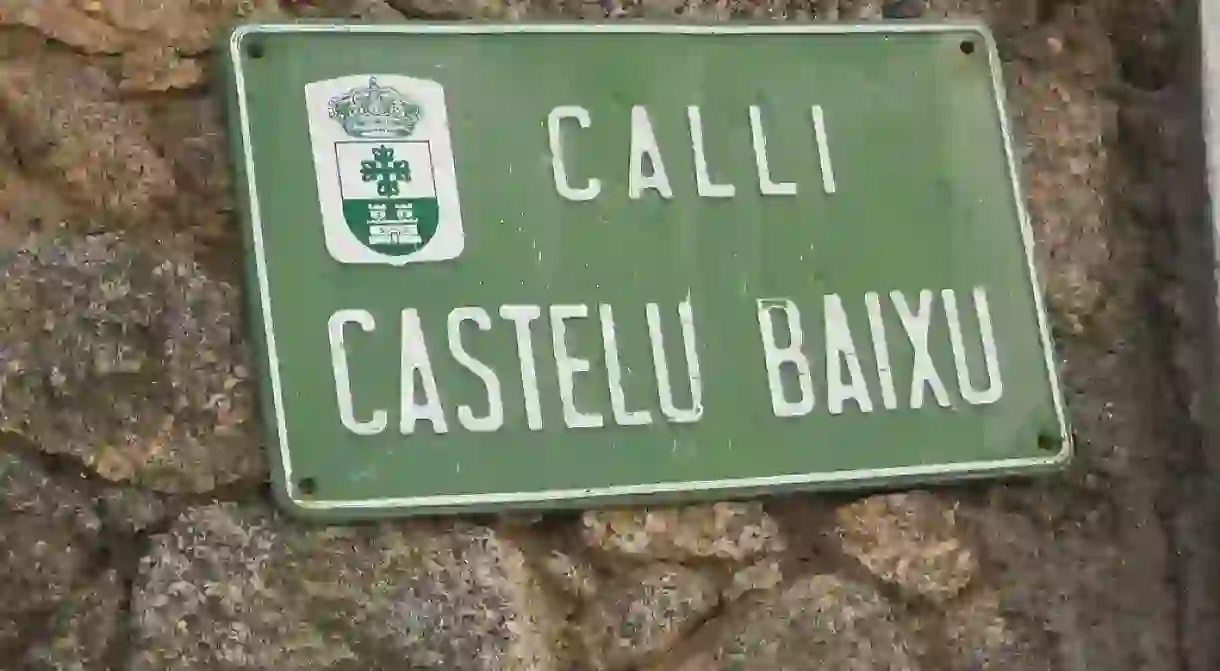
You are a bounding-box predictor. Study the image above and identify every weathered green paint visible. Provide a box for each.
[223,22,1071,520]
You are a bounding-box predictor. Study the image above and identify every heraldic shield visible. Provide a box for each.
[305,74,465,265]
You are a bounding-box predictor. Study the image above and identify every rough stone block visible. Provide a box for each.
[20,571,124,671]
[0,232,265,492]
[678,574,920,670]
[0,57,176,227]
[582,502,785,562]
[579,564,720,669]
[0,450,116,667]
[834,492,977,603]
[132,504,563,670]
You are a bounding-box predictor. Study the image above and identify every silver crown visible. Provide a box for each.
[328,77,422,138]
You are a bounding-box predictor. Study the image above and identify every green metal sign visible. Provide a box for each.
[223,22,1071,520]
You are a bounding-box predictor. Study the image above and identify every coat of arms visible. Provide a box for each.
[305,75,464,265]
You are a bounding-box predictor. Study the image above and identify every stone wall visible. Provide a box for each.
[0,1,1213,669]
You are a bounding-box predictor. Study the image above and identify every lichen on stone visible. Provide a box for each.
[21,571,124,671]
[579,564,720,669]
[0,449,111,663]
[97,487,170,534]
[132,503,562,670]
[582,502,785,561]
[937,591,1055,671]
[682,574,921,670]
[0,517,93,648]
[726,557,784,600]
[0,448,102,534]
[0,0,284,63]
[541,550,600,600]
[0,56,177,225]
[120,46,206,93]
[834,492,978,603]
[0,231,264,492]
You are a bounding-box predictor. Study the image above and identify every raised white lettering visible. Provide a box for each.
[399,309,449,435]
[891,290,951,409]
[628,105,674,200]
[687,106,735,198]
[864,292,898,410]
[600,304,653,426]
[646,298,704,423]
[810,105,837,194]
[328,309,387,436]
[500,304,545,431]
[447,307,504,432]
[550,304,604,429]
[749,105,797,196]
[943,287,1004,405]
[824,294,873,415]
[547,106,600,201]
[756,299,814,416]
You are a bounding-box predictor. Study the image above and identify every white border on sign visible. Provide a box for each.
[227,21,1072,512]
[1207,0,1220,315]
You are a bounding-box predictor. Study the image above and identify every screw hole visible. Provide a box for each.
[1036,433,1058,451]
[959,40,976,55]
[298,477,317,496]
[247,41,264,59]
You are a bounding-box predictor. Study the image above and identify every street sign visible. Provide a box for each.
[223,21,1071,520]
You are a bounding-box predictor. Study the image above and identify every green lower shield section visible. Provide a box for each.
[342,198,439,256]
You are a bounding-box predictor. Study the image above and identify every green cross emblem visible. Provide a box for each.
[340,140,441,257]
[360,145,411,197]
